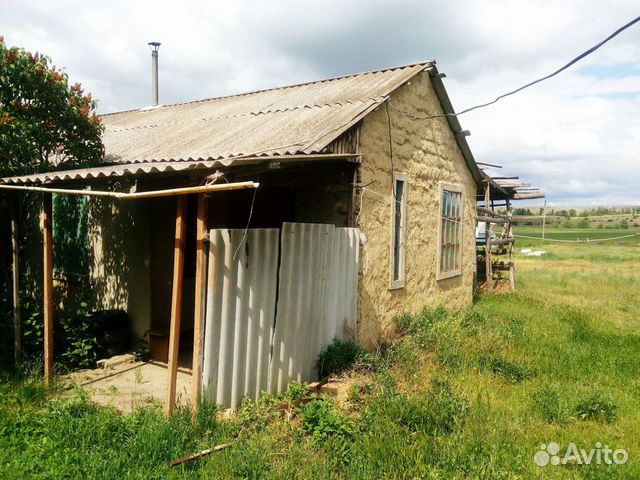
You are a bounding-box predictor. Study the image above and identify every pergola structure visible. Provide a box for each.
[1,180,259,417]
[474,162,545,291]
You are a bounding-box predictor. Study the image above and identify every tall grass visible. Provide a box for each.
[1,240,639,478]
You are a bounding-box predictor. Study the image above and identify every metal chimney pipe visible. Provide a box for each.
[148,42,161,106]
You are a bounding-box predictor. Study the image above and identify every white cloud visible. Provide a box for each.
[1,0,639,204]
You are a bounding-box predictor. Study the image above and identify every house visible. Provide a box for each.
[1,61,537,410]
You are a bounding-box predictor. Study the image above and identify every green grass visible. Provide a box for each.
[1,237,639,479]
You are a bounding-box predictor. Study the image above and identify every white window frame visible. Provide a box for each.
[390,172,407,290]
[437,183,464,280]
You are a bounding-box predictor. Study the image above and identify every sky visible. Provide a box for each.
[2,0,639,206]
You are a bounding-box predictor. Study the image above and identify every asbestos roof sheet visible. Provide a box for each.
[101,62,432,164]
[0,160,235,185]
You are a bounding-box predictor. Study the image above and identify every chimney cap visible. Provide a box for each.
[148,42,161,51]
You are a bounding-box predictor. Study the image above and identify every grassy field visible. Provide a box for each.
[1,230,639,479]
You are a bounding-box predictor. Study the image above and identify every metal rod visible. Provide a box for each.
[0,181,259,199]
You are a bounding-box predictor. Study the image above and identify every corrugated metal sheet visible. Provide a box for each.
[324,228,360,341]
[202,223,360,408]
[0,160,235,185]
[202,228,279,408]
[270,223,336,392]
[100,63,431,164]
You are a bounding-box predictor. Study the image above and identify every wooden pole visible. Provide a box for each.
[191,194,209,422]
[42,193,54,387]
[484,184,493,290]
[165,195,187,415]
[507,199,515,291]
[11,203,21,366]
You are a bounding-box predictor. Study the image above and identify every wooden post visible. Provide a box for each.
[191,194,208,422]
[507,199,515,291]
[42,193,54,387]
[166,195,187,416]
[11,203,21,366]
[484,184,493,290]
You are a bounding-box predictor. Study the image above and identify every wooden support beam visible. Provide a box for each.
[191,194,209,422]
[493,262,515,271]
[491,176,519,180]
[11,204,21,366]
[42,193,54,388]
[513,192,546,200]
[477,216,508,224]
[495,182,531,188]
[165,195,187,416]
[507,200,515,291]
[484,184,493,290]
[476,206,506,218]
[492,237,515,246]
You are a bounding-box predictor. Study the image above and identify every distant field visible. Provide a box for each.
[514,226,640,243]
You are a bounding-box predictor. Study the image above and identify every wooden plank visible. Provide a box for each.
[477,162,502,168]
[495,182,531,188]
[476,206,506,219]
[492,237,515,246]
[191,194,209,422]
[0,181,259,199]
[493,262,514,271]
[170,444,230,467]
[484,185,493,290]
[477,216,508,224]
[42,193,54,387]
[12,203,21,366]
[513,192,546,200]
[507,201,516,291]
[165,195,187,416]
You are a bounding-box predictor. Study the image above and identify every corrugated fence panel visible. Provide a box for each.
[203,223,360,407]
[270,223,336,393]
[202,228,279,408]
[324,228,360,343]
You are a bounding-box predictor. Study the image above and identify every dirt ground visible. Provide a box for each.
[62,353,192,414]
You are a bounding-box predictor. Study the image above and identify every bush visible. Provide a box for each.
[316,338,361,378]
[298,399,354,461]
[574,391,618,423]
[532,383,572,424]
[59,302,96,369]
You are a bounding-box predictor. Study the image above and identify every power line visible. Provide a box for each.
[391,15,640,120]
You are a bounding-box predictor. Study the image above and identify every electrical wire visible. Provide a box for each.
[232,177,259,261]
[390,15,640,120]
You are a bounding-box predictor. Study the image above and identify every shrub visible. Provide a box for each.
[531,383,572,424]
[298,399,354,461]
[574,391,618,423]
[316,338,361,378]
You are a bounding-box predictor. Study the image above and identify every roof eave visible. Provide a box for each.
[427,66,486,191]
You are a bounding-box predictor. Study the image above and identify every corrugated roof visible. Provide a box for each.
[101,62,432,164]
[0,154,355,185]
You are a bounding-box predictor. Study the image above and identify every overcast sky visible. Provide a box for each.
[2,0,639,205]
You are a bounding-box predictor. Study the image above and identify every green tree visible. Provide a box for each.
[0,37,104,177]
